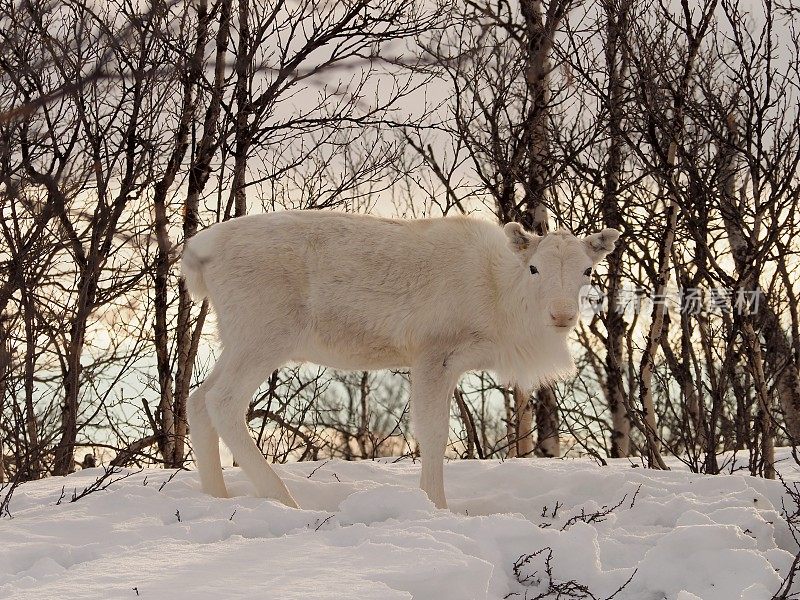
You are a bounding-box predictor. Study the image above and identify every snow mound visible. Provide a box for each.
[337,486,435,525]
[1,456,797,599]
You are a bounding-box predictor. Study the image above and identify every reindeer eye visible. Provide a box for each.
[530,265,539,275]
[583,268,592,277]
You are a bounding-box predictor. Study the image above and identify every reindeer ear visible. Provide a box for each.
[584,228,621,263]
[504,222,541,257]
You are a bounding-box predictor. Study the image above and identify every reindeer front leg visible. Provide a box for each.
[410,355,461,509]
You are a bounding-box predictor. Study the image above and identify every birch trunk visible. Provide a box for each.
[513,386,536,457]
[717,115,800,444]
[535,388,560,457]
[455,388,482,459]
[637,188,677,469]
[357,371,370,459]
[21,286,40,478]
[742,321,775,479]
[151,0,213,467]
[0,320,9,483]
[636,0,717,469]
[517,0,572,458]
[504,388,517,458]
[54,270,96,475]
[602,0,630,457]
[229,0,251,219]
[170,0,231,467]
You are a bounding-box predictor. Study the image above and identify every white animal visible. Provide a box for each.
[181,210,620,509]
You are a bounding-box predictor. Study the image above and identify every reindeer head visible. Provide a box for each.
[505,223,621,332]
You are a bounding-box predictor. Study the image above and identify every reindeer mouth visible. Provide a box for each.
[549,314,577,329]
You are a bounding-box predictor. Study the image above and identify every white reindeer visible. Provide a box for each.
[181,210,620,509]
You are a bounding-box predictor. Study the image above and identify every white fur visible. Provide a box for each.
[181,211,619,509]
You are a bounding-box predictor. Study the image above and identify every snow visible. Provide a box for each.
[2,454,798,599]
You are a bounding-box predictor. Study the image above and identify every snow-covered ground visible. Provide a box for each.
[2,453,799,600]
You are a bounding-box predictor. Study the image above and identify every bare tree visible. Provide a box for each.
[420,0,581,457]
[3,0,800,482]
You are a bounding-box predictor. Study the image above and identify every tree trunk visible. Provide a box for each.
[54,270,98,476]
[170,0,233,468]
[0,318,9,483]
[761,312,800,442]
[153,193,175,464]
[535,388,559,457]
[517,1,569,456]
[150,0,213,467]
[229,0,251,219]
[637,195,676,469]
[357,371,370,459]
[601,0,630,458]
[455,387,482,459]
[635,1,717,469]
[680,309,707,450]
[504,388,517,458]
[716,114,790,467]
[742,320,775,478]
[21,285,40,479]
[513,386,535,457]
[54,325,85,474]
[719,118,800,442]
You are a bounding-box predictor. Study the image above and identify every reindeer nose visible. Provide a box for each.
[549,301,577,328]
